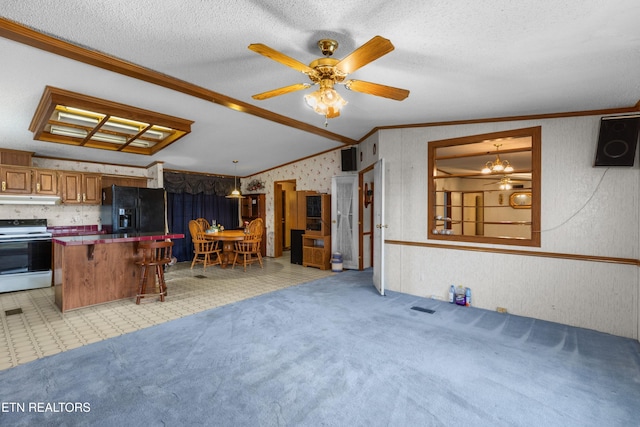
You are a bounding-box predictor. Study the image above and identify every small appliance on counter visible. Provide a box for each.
[0,219,52,293]
[101,185,166,234]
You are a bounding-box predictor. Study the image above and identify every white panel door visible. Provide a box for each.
[373,159,385,295]
[331,174,359,269]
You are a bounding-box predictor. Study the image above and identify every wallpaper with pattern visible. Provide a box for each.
[243,149,342,256]
[0,150,341,238]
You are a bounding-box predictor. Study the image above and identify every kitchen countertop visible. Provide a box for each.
[53,232,185,246]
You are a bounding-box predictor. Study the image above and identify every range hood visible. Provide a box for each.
[0,194,61,205]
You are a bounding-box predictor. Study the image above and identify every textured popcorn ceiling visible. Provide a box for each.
[1,1,639,175]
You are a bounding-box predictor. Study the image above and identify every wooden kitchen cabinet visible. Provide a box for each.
[302,234,331,270]
[33,169,58,195]
[60,172,102,204]
[0,165,32,194]
[0,148,33,166]
[83,174,102,204]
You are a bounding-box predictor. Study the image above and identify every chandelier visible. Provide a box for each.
[482,144,514,174]
[304,79,347,121]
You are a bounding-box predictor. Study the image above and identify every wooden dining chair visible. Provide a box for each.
[232,237,263,271]
[188,220,221,270]
[195,218,210,232]
[247,218,264,239]
[232,218,263,271]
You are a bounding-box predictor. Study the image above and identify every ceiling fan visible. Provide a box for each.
[248,36,410,121]
[483,175,531,190]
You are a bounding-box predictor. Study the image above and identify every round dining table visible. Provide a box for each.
[203,229,246,267]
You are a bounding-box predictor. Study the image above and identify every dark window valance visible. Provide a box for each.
[163,172,235,196]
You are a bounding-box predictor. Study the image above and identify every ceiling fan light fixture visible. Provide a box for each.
[304,91,321,109]
[320,88,346,108]
[498,176,513,190]
[249,35,409,123]
[304,80,347,119]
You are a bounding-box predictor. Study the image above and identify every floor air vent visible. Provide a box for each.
[195,275,207,279]
[5,308,23,316]
[411,306,435,314]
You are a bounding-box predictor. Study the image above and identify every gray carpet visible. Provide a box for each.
[1,270,639,426]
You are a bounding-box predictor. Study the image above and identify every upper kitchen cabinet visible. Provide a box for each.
[0,165,32,194]
[33,169,58,195]
[0,149,33,166]
[60,172,102,204]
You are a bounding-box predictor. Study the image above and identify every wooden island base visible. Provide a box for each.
[53,233,183,312]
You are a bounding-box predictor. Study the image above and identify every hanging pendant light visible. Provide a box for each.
[226,160,245,199]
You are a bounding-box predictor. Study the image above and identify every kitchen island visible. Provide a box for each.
[53,232,184,312]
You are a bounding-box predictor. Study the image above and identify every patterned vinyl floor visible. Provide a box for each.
[0,254,333,371]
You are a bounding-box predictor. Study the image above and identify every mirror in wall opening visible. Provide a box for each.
[428,126,541,247]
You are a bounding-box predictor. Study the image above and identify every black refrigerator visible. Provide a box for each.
[101,185,166,233]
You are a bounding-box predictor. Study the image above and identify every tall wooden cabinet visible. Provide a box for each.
[302,194,331,269]
[241,193,266,256]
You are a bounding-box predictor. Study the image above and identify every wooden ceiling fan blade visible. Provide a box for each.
[335,36,395,74]
[248,43,316,76]
[345,80,409,100]
[252,83,311,100]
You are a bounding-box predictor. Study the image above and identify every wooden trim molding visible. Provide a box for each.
[359,103,640,142]
[2,17,639,160]
[0,18,356,147]
[386,239,640,266]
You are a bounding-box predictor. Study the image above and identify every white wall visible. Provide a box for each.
[374,116,639,339]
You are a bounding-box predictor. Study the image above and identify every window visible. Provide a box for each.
[29,86,193,155]
[428,126,541,247]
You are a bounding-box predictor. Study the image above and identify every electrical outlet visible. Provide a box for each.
[496,307,508,314]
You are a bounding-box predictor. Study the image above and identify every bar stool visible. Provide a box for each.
[135,240,174,304]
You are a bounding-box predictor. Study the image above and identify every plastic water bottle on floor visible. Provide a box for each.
[449,285,455,304]
[465,287,471,307]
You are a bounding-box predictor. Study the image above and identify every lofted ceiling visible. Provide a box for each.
[1,1,639,177]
